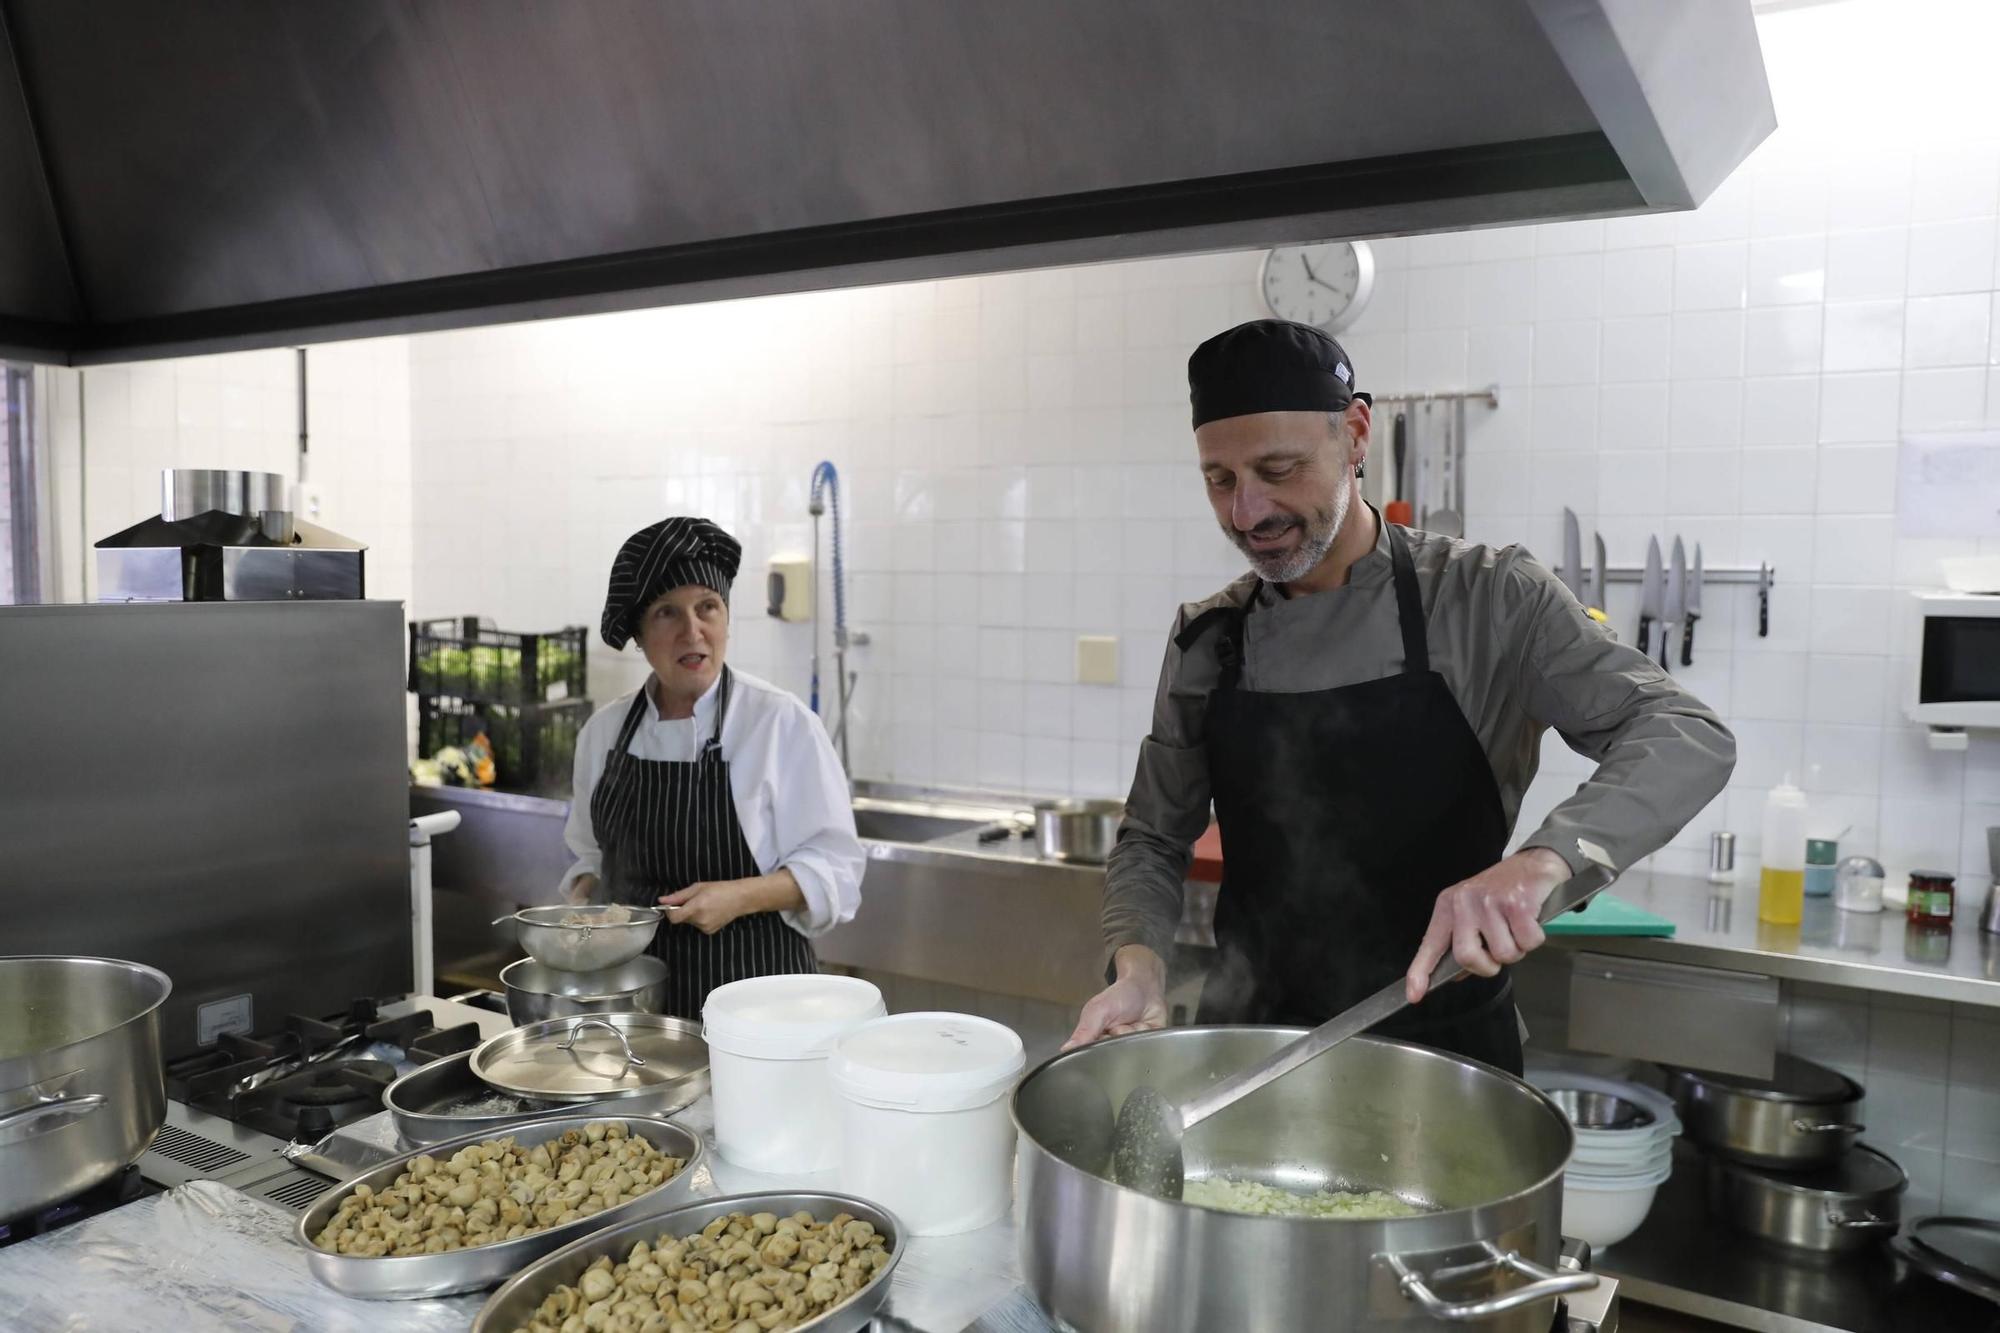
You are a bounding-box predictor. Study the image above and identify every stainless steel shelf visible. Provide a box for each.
[1597,1143,1996,1332]
[1547,872,2000,1009]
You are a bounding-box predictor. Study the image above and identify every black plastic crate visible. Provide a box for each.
[417,696,592,794]
[408,617,587,706]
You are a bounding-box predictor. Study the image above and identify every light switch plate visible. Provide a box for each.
[1076,635,1119,685]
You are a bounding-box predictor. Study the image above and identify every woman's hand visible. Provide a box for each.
[659,870,806,934]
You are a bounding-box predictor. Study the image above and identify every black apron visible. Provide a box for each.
[1190,520,1523,1075]
[590,668,818,1019]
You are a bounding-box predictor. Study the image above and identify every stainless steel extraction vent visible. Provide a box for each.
[0,0,1773,365]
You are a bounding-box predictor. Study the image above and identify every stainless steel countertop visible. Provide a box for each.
[1546,871,2000,1009]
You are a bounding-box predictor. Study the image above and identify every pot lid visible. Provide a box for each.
[470,1013,707,1102]
[1898,1217,2000,1305]
[1670,1054,1857,1104]
[1715,1143,1908,1199]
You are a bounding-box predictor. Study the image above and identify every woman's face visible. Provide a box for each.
[637,584,729,700]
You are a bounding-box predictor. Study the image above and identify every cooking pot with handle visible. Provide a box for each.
[0,956,171,1219]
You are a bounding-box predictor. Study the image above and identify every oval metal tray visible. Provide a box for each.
[297,1111,705,1300]
[472,1191,904,1333]
[385,1050,707,1147]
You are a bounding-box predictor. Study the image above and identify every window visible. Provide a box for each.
[1,364,45,604]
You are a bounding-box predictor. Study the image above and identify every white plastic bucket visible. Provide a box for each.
[701,974,885,1173]
[827,1012,1026,1235]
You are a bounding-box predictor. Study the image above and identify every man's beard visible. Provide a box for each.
[1225,482,1349,583]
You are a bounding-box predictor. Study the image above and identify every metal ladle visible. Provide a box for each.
[1110,845,1618,1199]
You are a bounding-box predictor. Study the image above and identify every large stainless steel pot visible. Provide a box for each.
[1032,799,1122,864]
[1706,1144,1905,1253]
[498,955,668,1026]
[1663,1055,1863,1169]
[1014,1027,1589,1332]
[0,956,171,1218]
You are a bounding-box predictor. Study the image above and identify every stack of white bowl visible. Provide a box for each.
[1532,1071,1682,1248]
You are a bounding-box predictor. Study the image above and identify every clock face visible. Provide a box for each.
[1260,241,1375,332]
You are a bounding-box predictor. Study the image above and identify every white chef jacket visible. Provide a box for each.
[559,669,864,936]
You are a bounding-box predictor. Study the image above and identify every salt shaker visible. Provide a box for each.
[1833,855,1885,913]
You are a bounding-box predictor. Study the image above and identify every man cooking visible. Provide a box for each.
[1065,319,1735,1074]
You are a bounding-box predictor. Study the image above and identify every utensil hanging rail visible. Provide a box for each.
[1599,562,1773,586]
[1369,384,1500,408]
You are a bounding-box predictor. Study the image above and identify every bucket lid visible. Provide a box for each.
[828,1012,1026,1112]
[702,974,884,1059]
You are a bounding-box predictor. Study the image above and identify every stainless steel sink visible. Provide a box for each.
[850,791,1018,844]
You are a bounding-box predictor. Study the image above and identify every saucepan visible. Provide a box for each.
[1033,799,1123,864]
[1014,1028,1589,1333]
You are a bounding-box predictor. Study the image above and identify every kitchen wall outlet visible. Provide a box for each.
[1076,635,1118,685]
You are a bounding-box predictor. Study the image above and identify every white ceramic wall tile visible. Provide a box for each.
[1747,234,1826,307]
[1908,217,1999,297]
[1601,248,1674,317]
[1821,300,1905,372]
[1904,293,1993,368]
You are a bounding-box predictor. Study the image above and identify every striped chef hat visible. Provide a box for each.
[600,516,742,649]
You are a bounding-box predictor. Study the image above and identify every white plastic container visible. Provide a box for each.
[1561,1163,1670,1248]
[828,1012,1026,1236]
[702,974,885,1173]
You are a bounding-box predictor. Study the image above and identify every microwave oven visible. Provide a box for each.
[1907,592,2000,735]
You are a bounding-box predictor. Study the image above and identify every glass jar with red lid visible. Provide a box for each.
[1907,870,1956,926]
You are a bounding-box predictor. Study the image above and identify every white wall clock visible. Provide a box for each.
[1258,240,1375,332]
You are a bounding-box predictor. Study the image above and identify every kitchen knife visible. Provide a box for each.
[1682,544,1704,667]
[1588,533,1607,617]
[1638,537,1663,657]
[1561,508,1584,601]
[1393,411,1407,500]
[1664,537,1686,669]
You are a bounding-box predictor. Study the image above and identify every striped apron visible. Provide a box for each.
[590,667,817,1018]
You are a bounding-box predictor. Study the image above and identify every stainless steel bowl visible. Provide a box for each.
[1014,1027,1592,1333]
[499,955,669,1025]
[1032,799,1123,864]
[1547,1088,1655,1131]
[505,905,663,972]
[296,1111,704,1299]
[471,1191,903,1333]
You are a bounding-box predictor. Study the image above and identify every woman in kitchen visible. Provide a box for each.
[559,515,864,1017]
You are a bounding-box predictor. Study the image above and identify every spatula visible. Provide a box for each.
[1109,845,1618,1199]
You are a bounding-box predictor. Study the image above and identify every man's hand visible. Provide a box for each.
[659,881,753,934]
[1405,848,1570,1004]
[564,873,600,906]
[1063,946,1169,1050]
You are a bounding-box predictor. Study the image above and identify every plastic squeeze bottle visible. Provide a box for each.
[1759,776,1809,926]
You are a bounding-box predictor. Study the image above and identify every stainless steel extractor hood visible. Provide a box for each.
[95,469,366,602]
[0,0,1773,366]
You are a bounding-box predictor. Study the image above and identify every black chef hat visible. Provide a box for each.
[600,516,742,650]
[1188,319,1363,428]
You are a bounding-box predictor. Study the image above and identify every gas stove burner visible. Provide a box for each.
[0,1165,157,1250]
[164,996,486,1142]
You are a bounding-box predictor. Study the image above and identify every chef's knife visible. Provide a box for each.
[1681,544,1704,667]
[1588,533,1607,618]
[1638,536,1663,657]
[1561,508,1584,601]
[1393,412,1407,501]
[1664,537,1686,670]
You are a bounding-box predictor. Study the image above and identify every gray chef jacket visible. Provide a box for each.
[1102,513,1737,967]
